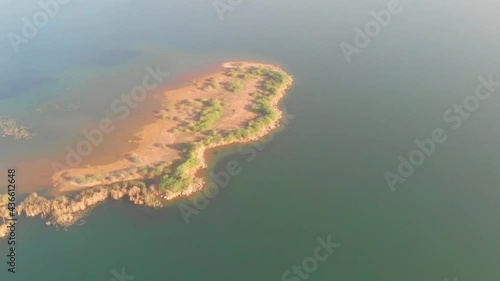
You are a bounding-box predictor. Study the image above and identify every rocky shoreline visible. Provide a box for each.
[0,183,164,238]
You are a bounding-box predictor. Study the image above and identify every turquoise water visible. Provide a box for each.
[1,0,500,280]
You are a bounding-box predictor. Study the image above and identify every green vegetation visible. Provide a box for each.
[189,99,223,132]
[226,67,243,77]
[226,80,244,93]
[201,129,225,146]
[159,143,201,192]
[73,161,174,186]
[126,153,142,164]
[201,78,220,91]
[75,174,105,185]
[186,99,203,108]
[239,72,255,81]
[226,67,290,141]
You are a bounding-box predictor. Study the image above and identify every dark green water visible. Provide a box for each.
[1,0,500,280]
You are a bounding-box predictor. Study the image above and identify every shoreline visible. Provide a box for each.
[0,61,293,237]
[165,65,293,200]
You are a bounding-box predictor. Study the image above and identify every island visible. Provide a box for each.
[0,62,293,237]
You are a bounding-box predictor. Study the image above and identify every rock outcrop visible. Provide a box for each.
[16,184,163,228]
[0,195,10,238]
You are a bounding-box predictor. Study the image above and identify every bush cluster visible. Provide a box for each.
[189,99,223,132]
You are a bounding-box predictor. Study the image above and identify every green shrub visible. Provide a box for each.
[227,68,243,77]
[189,99,223,132]
[127,154,142,163]
[239,73,254,80]
[203,78,220,90]
[226,80,244,93]
[201,84,214,91]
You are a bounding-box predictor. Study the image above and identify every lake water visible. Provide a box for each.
[1,0,500,280]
